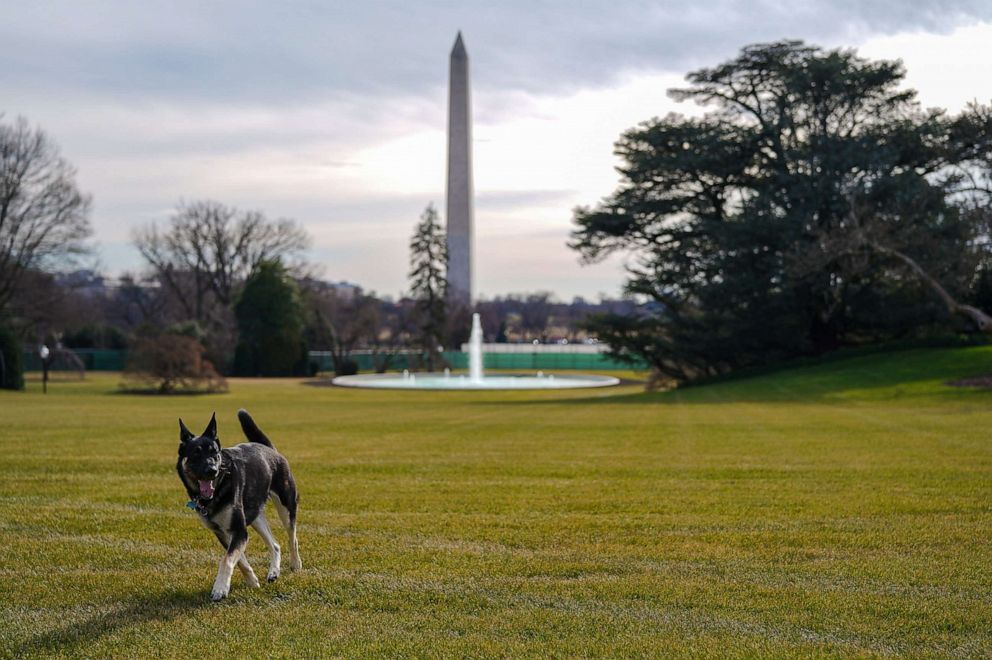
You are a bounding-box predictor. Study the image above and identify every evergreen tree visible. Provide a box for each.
[233,260,307,376]
[572,41,992,382]
[409,203,448,371]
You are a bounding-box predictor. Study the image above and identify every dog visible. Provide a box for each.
[176,409,301,601]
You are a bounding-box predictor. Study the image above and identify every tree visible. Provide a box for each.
[133,200,310,371]
[519,292,553,340]
[0,116,91,315]
[408,203,447,370]
[303,284,382,376]
[809,191,992,334]
[811,106,992,334]
[233,260,308,376]
[133,200,310,321]
[0,323,24,390]
[571,41,992,381]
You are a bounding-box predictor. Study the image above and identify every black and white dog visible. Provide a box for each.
[177,409,301,601]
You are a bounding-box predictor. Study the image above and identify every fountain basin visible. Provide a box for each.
[333,314,620,391]
[331,372,620,390]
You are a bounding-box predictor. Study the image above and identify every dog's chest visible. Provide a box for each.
[199,503,235,532]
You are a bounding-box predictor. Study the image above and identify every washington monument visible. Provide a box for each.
[446,32,473,306]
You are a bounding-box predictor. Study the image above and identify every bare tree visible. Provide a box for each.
[108,273,172,330]
[303,283,383,375]
[0,116,91,314]
[133,200,310,321]
[519,292,553,340]
[8,269,80,341]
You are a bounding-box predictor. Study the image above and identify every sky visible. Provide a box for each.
[4,1,992,300]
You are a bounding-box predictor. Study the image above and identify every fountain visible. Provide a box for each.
[468,313,484,382]
[332,314,619,390]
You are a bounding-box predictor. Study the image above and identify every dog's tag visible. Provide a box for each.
[186,500,197,511]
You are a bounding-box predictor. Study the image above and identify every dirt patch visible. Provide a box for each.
[947,375,992,389]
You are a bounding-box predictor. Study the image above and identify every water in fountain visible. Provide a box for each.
[469,313,484,382]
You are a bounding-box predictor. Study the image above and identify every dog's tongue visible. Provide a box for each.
[198,479,215,499]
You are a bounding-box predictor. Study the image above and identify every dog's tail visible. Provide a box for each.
[237,409,275,449]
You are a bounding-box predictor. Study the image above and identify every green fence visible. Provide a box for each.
[24,348,644,373]
[309,349,644,373]
[23,349,128,372]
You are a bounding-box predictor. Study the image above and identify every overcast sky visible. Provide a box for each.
[4,1,992,299]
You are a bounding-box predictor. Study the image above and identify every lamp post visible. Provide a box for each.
[39,344,51,394]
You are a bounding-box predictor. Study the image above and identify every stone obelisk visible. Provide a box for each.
[446,32,473,307]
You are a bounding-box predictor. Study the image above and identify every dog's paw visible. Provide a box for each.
[246,573,261,588]
[267,571,279,583]
[290,557,302,572]
[210,587,229,602]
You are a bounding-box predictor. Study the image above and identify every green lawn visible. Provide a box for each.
[2,347,992,657]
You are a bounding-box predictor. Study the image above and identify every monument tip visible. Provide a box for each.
[451,31,467,58]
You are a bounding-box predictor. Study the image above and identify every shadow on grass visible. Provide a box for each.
[16,588,211,655]
[109,387,225,396]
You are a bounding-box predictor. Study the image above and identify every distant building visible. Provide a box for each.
[300,276,362,300]
[55,269,118,298]
[327,280,361,299]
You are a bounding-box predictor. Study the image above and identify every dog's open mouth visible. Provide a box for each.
[198,479,215,499]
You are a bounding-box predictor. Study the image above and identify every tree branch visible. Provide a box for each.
[871,242,992,332]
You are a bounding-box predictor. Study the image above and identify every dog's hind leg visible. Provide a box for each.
[270,484,301,572]
[211,510,251,601]
[250,512,282,582]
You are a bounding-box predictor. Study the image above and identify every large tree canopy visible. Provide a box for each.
[572,41,992,381]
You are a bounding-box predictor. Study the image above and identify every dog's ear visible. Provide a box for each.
[179,418,194,444]
[202,412,218,441]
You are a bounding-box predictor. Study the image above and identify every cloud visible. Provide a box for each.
[4,2,992,298]
[3,1,991,103]
[477,190,576,210]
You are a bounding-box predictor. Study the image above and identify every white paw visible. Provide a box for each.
[290,556,302,572]
[246,573,261,588]
[267,569,280,583]
[211,587,228,602]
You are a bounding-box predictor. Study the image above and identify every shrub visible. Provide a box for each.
[122,334,226,394]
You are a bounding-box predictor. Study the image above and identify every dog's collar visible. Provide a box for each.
[186,497,211,515]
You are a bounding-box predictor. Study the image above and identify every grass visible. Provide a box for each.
[2,346,992,657]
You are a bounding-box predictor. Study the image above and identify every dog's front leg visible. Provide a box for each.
[212,509,248,601]
[210,527,260,589]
